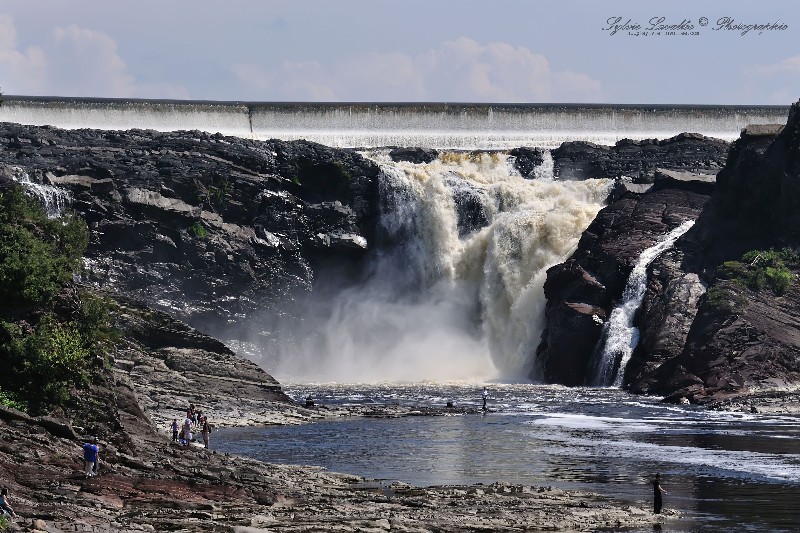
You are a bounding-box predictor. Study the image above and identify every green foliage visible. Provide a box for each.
[0,184,118,415]
[194,175,232,212]
[0,186,88,307]
[0,514,9,531]
[705,286,739,312]
[189,221,208,238]
[79,292,121,358]
[0,315,89,414]
[0,388,26,412]
[716,248,797,296]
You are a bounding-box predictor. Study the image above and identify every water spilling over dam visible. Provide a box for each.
[0,96,789,149]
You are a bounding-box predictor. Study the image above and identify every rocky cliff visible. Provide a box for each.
[539,101,800,407]
[0,125,380,340]
[640,104,800,405]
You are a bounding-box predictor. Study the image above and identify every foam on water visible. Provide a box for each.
[272,152,610,382]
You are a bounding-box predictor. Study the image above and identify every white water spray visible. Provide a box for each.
[591,220,696,387]
[275,151,611,383]
[11,167,71,218]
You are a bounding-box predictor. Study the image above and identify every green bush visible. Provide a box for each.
[716,248,796,296]
[0,388,26,411]
[0,315,89,413]
[0,186,88,307]
[189,221,208,238]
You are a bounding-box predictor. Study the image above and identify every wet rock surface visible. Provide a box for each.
[539,101,800,405]
[0,125,380,338]
[552,133,729,181]
[537,188,711,385]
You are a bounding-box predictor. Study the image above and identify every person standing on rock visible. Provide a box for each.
[201,417,212,449]
[171,418,179,442]
[482,387,489,411]
[183,416,193,445]
[83,437,99,478]
[0,487,17,518]
[652,473,667,514]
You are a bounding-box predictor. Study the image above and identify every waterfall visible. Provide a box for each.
[590,220,696,387]
[275,151,611,382]
[10,167,72,218]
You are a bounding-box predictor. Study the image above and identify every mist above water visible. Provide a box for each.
[271,151,610,383]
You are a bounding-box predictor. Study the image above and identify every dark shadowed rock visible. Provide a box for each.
[509,147,546,178]
[639,101,800,404]
[537,188,710,385]
[445,176,490,236]
[0,126,380,338]
[389,147,439,164]
[552,134,730,181]
[651,168,716,195]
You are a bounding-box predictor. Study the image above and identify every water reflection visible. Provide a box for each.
[216,384,800,532]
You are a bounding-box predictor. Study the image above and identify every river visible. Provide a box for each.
[216,383,800,532]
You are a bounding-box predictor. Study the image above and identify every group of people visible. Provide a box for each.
[171,403,212,448]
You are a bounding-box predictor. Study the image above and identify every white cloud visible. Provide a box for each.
[745,56,800,105]
[51,24,136,97]
[231,37,603,103]
[0,14,187,98]
[755,55,800,76]
[0,14,48,93]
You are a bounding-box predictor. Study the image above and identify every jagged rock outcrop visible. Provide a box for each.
[635,106,800,404]
[537,187,711,385]
[388,146,439,164]
[0,125,380,337]
[538,102,800,404]
[552,133,729,181]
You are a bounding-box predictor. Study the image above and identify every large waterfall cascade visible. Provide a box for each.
[590,220,696,387]
[0,97,789,149]
[275,151,612,383]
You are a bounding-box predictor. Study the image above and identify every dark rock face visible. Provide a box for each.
[552,133,729,181]
[637,104,800,404]
[445,176,490,237]
[539,102,800,404]
[509,147,546,178]
[388,146,439,164]
[0,125,380,337]
[537,188,711,385]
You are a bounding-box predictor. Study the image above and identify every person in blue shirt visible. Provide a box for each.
[0,487,16,518]
[83,437,99,478]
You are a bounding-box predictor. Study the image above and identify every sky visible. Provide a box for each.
[0,0,798,104]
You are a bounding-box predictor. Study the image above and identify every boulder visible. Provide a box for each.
[509,147,546,178]
[388,147,439,164]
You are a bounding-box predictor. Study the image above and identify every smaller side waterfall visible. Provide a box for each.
[11,167,72,218]
[591,220,695,387]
